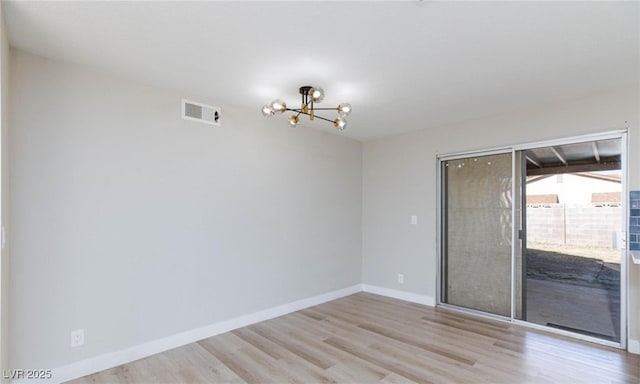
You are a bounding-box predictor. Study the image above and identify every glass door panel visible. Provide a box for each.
[518,139,622,342]
[441,152,513,317]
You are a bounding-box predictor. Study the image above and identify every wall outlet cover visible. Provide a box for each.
[71,329,85,347]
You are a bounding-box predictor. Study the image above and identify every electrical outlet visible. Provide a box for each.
[71,329,84,347]
[398,273,404,284]
[411,215,418,225]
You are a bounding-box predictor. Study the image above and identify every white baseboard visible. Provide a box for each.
[628,338,640,354]
[36,284,361,384]
[362,284,436,306]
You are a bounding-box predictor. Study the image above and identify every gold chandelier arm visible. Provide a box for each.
[290,110,335,123]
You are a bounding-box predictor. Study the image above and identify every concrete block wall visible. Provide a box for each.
[526,206,621,248]
[527,206,566,245]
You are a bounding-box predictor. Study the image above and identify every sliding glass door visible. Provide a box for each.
[438,133,626,347]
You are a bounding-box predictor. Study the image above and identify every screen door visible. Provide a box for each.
[441,152,513,317]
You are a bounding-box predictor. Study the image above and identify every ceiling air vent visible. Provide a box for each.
[182,99,221,126]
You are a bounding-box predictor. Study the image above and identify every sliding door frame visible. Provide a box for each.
[436,130,628,350]
[436,147,514,323]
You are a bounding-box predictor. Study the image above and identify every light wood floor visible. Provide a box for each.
[69,293,640,384]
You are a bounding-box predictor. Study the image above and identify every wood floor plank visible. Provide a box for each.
[67,292,640,384]
[197,338,263,383]
[323,361,388,383]
[275,356,338,384]
[323,337,437,384]
[323,299,497,364]
[231,327,288,361]
[379,372,419,384]
[357,323,477,366]
[248,322,336,370]
[366,342,477,384]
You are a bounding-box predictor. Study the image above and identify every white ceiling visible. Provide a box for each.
[3,1,639,141]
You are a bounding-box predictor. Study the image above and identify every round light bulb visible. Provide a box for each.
[337,102,352,117]
[288,115,300,127]
[261,104,275,117]
[308,86,325,103]
[270,99,287,114]
[334,117,347,131]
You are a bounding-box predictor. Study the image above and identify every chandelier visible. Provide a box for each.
[261,86,352,130]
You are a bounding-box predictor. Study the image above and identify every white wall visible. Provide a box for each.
[0,3,9,380]
[362,86,640,346]
[9,50,363,370]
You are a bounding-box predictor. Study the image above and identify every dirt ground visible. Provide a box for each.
[527,242,621,264]
[526,242,620,290]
